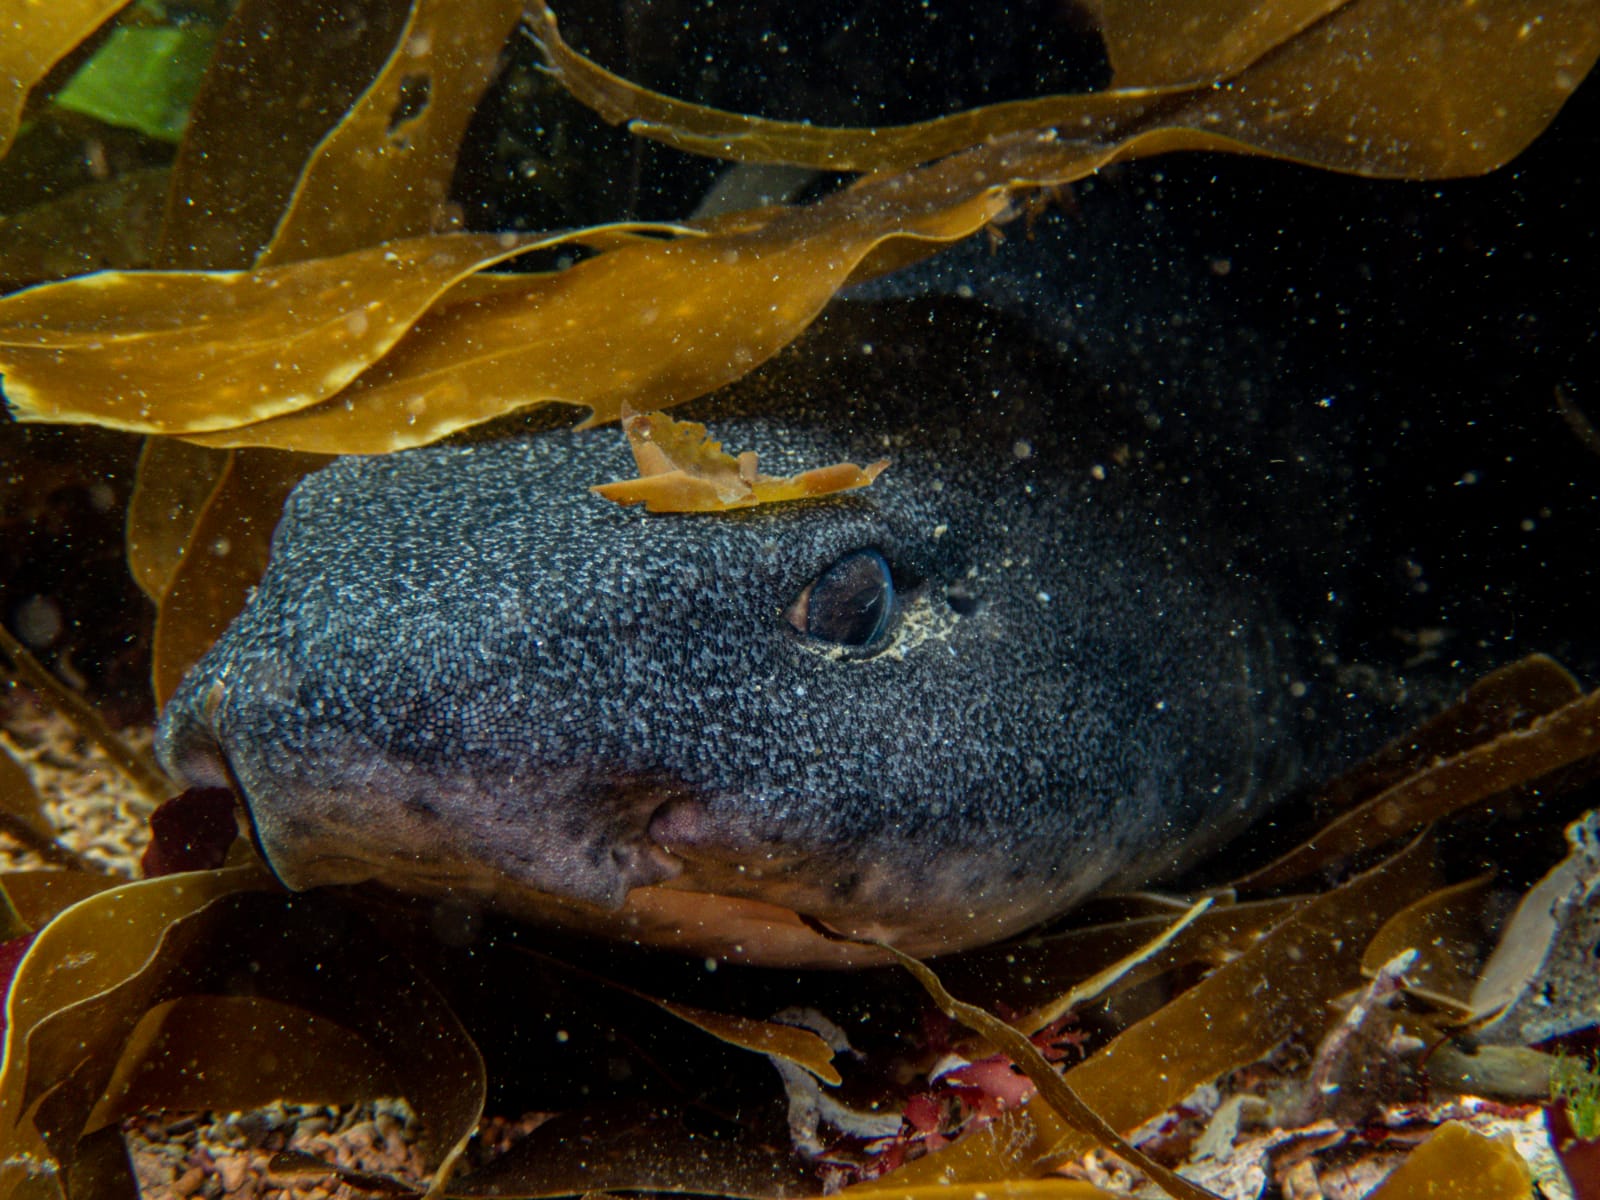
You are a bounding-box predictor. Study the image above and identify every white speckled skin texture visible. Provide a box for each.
[158,300,1302,966]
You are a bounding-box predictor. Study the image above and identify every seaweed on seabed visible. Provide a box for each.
[0,1,1599,1196]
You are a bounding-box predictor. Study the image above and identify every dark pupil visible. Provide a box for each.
[807,550,893,646]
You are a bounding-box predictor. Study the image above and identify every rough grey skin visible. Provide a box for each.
[158,300,1304,966]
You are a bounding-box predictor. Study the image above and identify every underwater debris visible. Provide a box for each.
[592,407,888,513]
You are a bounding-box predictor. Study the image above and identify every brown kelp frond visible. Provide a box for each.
[592,408,888,513]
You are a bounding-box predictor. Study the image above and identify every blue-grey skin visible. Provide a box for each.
[157,300,1304,966]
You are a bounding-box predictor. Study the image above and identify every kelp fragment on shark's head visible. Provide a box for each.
[592,406,888,514]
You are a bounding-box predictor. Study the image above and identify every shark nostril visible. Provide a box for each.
[154,687,233,791]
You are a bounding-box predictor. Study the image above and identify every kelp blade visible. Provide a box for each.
[82,994,402,1131]
[0,233,553,433]
[887,834,1436,1184]
[3,1,1593,453]
[154,0,415,270]
[1366,1121,1531,1199]
[145,448,324,706]
[0,876,484,1192]
[529,0,1598,177]
[175,178,1008,451]
[1096,0,1347,88]
[1237,684,1600,891]
[262,0,527,265]
[1360,875,1495,1013]
[0,0,132,159]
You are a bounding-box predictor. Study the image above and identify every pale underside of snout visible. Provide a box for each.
[215,750,1087,967]
[292,846,1084,969]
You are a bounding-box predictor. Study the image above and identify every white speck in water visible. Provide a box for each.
[1012,439,1033,460]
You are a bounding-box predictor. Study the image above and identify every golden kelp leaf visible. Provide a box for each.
[524,0,1157,174]
[1014,897,1213,1037]
[1365,1121,1531,1200]
[155,0,414,270]
[1360,874,1496,1013]
[12,1,1591,457]
[0,871,120,930]
[124,439,231,604]
[263,0,527,264]
[177,165,1009,453]
[528,0,1598,179]
[1097,0,1345,87]
[0,167,167,288]
[0,865,269,1163]
[649,997,843,1086]
[133,0,1595,455]
[889,834,1436,1185]
[0,880,484,1194]
[935,898,1297,1021]
[0,231,538,432]
[0,224,695,439]
[593,408,887,514]
[1236,686,1600,892]
[0,0,131,159]
[1168,0,1599,179]
[148,448,323,706]
[83,995,400,1131]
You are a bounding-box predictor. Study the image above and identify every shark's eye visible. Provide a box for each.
[786,549,895,646]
